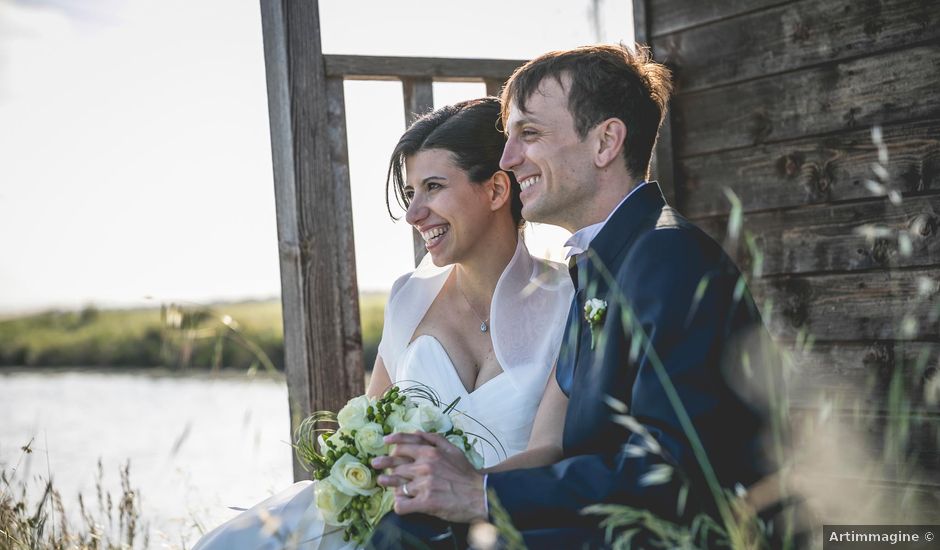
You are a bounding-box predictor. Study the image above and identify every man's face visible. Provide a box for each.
[499,76,596,232]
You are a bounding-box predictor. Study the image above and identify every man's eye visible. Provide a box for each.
[521,129,538,138]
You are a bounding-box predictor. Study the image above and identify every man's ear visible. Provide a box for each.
[489,171,512,212]
[594,118,627,168]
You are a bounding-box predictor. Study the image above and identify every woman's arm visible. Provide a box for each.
[365,355,393,398]
[483,368,567,473]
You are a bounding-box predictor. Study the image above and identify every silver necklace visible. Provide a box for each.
[455,280,489,333]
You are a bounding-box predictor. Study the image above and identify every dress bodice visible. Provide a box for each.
[395,335,542,467]
[377,239,574,468]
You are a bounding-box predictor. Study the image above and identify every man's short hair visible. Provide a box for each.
[500,43,673,180]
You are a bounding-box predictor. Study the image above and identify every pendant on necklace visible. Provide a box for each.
[480,321,489,333]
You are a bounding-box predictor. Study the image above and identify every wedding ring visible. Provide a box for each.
[402,483,411,497]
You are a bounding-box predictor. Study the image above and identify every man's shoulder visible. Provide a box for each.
[614,206,733,286]
[631,207,719,258]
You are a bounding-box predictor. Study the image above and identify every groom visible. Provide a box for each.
[370,44,787,548]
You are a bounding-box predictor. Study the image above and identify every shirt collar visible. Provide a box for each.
[565,181,648,259]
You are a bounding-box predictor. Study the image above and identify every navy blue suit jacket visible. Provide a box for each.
[487,182,780,539]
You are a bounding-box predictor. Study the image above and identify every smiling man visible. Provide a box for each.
[369,44,790,549]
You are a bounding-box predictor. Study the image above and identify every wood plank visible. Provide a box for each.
[324,54,525,82]
[694,194,940,276]
[402,78,434,267]
[678,119,940,217]
[653,0,940,93]
[672,44,940,158]
[260,0,364,481]
[649,0,791,37]
[749,267,940,342]
[784,341,940,410]
[633,0,649,44]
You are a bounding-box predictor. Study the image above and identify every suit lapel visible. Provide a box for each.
[557,182,668,396]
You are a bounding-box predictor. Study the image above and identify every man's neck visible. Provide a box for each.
[568,177,642,233]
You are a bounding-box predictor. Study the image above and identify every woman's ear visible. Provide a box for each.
[489,171,512,212]
[594,118,627,169]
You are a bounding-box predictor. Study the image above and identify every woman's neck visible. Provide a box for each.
[453,230,519,315]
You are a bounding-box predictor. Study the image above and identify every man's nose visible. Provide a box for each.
[500,137,521,172]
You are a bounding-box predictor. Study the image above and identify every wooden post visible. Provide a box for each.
[402,77,435,267]
[485,78,503,98]
[634,0,678,206]
[260,0,364,481]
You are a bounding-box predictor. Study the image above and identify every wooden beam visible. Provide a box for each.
[653,0,940,94]
[749,266,940,342]
[649,0,790,38]
[260,0,364,481]
[677,118,940,218]
[402,78,434,267]
[696,193,940,277]
[325,54,525,82]
[673,44,940,158]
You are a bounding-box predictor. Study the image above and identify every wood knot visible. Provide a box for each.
[799,161,835,201]
[774,278,813,329]
[863,341,895,389]
[791,20,812,43]
[870,238,893,266]
[750,110,773,144]
[922,149,940,191]
[776,153,804,178]
[910,214,938,238]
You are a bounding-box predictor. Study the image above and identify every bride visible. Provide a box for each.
[193,97,573,549]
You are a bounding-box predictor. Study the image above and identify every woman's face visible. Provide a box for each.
[403,149,498,267]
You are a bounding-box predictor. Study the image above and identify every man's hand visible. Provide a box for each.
[372,431,486,523]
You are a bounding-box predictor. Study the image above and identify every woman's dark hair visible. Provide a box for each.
[386,97,523,227]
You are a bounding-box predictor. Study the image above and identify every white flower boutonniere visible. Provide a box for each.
[584,298,608,350]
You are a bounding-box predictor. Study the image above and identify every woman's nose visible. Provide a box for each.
[404,199,428,227]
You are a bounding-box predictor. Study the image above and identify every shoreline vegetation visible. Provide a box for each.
[0,294,387,373]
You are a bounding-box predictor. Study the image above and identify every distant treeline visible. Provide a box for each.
[0,296,387,372]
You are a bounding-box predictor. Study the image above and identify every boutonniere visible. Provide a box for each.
[584,298,607,350]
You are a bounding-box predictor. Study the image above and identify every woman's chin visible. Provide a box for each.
[427,251,450,267]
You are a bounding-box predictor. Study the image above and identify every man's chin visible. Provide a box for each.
[521,202,555,226]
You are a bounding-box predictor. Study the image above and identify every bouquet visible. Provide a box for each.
[294,384,487,545]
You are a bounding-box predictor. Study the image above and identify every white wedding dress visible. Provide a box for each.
[193,240,573,550]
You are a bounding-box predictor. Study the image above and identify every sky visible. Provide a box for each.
[0,0,633,314]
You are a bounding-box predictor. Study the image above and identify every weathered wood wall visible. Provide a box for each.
[639,0,940,518]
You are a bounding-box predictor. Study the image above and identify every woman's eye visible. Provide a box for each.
[521,128,538,138]
[404,190,414,200]
[427,182,442,191]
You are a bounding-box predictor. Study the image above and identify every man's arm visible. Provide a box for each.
[489,228,770,529]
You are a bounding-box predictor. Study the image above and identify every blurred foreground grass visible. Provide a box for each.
[0,294,388,371]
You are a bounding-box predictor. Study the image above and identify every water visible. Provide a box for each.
[0,369,295,548]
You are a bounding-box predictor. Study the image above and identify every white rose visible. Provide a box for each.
[364,488,395,525]
[390,407,423,434]
[355,422,388,456]
[315,478,352,525]
[337,395,372,430]
[464,439,485,469]
[330,453,380,496]
[415,403,453,433]
[446,434,466,449]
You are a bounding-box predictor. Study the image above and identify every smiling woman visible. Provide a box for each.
[191,97,575,550]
